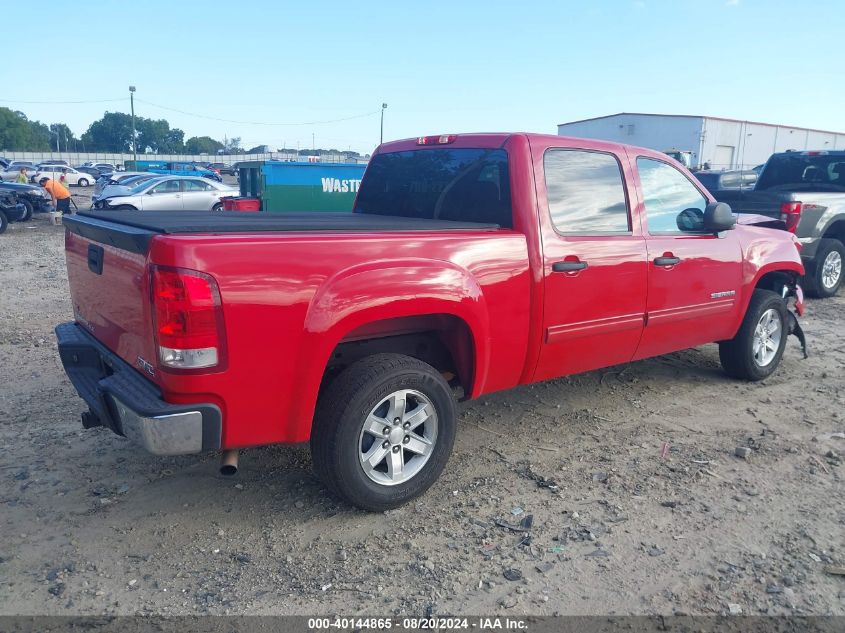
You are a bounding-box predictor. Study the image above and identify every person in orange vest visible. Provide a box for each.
[39,177,72,214]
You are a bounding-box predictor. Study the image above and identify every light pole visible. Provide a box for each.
[380,103,387,145]
[129,86,137,166]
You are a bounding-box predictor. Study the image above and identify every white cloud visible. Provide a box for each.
[726,0,740,6]
[633,1,646,8]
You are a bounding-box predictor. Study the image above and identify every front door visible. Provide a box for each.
[533,147,648,382]
[142,179,183,211]
[631,155,743,360]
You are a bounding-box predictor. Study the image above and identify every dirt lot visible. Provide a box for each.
[0,204,843,617]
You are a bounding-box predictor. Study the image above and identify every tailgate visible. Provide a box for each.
[64,215,158,378]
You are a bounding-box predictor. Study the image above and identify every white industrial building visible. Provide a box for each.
[557,113,845,171]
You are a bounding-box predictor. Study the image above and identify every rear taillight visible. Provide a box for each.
[151,266,226,370]
[780,201,802,233]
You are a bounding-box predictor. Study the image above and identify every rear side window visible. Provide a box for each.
[184,180,212,191]
[757,154,845,191]
[544,149,630,233]
[354,148,512,227]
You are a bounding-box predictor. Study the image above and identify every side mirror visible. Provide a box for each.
[704,202,736,232]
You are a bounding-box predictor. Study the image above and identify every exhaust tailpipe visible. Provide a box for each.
[220,450,239,476]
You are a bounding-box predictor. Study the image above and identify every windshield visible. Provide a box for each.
[756,154,845,191]
[354,148,512,227]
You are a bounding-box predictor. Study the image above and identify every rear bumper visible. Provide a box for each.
[55,322,222,456]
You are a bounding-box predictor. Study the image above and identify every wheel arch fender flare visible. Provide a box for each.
[816,213,845,241]
[288,259,492,436]
[732,260,803,336]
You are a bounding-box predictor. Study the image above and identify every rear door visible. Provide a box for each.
[631,155,743,360]
[532,142,648,381]
[182,179,216,210]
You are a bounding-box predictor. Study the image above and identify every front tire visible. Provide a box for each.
[19,199,33,222]
[212,203,223,212]
[719,289,788,381]
[78,178,90,187]
[311,353,457,511]
[0,210,7,234]
[804,238,843,299]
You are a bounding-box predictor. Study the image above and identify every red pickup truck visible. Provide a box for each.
[57,133,807,511]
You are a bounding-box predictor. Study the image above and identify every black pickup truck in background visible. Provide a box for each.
[717,151,845,297]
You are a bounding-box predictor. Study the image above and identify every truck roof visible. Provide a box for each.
[770,150,845,157]
[377,133,670,162]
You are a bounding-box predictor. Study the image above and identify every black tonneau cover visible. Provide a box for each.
[65,211,501,254]
[78,210,499,234]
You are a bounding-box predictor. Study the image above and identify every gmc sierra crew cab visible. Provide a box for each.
[717,150,845,298]
[56,133,807,511]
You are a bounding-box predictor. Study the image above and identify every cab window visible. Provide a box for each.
[544,149,630,233]
[637,157,708,234]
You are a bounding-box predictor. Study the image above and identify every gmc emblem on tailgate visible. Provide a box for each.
[137,356,156,377]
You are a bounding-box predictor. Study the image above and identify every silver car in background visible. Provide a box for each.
[94,176,238,211]
[0,165,38,182]
[91,174,162,206]
[94,171,151,197]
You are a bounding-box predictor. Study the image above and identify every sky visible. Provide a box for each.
[3,0,843,155]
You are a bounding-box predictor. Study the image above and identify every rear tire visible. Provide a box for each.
[212,203,223,212]
[804,238,843,299]
[719,289,788,381]
[0,211,7,234]
[113,205,136,211]
[311,353,457,511]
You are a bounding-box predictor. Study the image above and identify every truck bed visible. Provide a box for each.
[75,210,500,234]
[66,211,502,254]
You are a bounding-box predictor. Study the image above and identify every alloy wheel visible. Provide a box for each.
[821,250,842,290]
[358,389,438,486]
[752,308,783,367]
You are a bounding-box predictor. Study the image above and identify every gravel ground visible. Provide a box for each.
[0,209,843,617]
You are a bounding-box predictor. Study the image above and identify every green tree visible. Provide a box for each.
[48,123,76,152]
[136,118,185,154]
[185,136,224,154]
[0,108,51,151]
[160,128,185,154]
[81,112,135,152]
[223,136,242,154]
